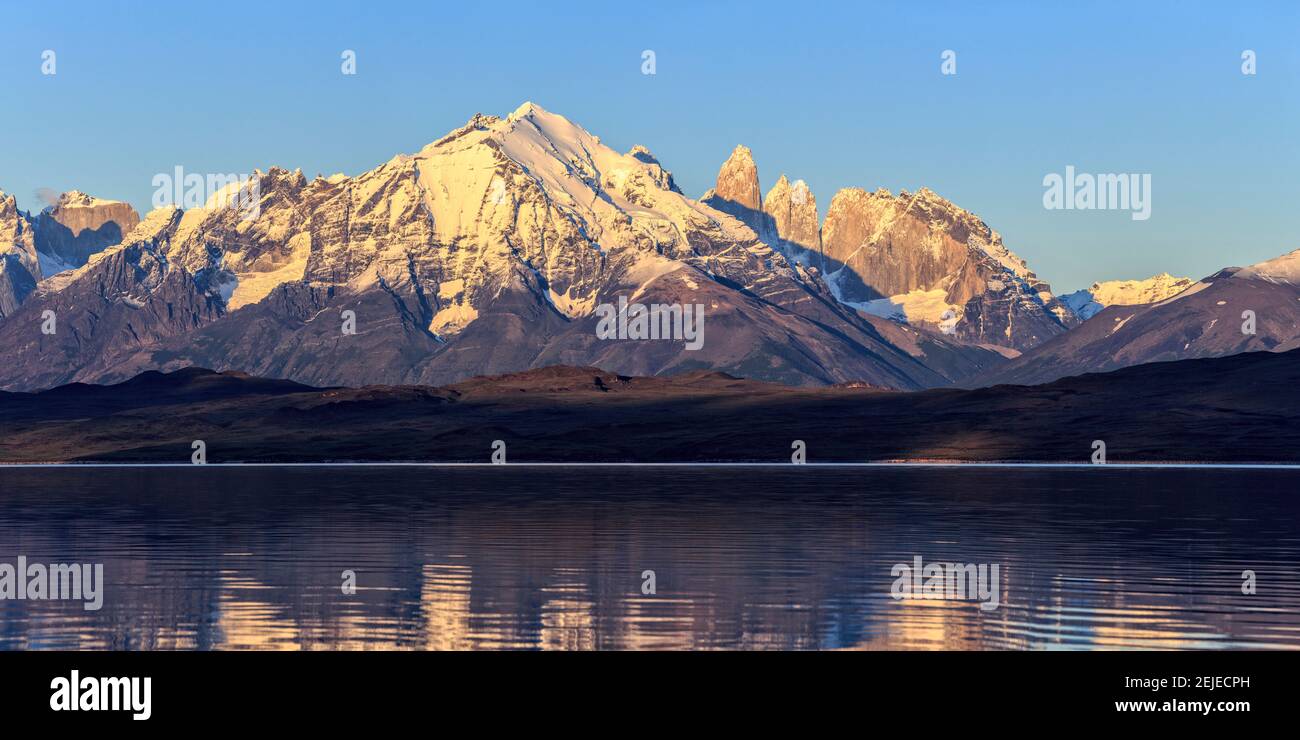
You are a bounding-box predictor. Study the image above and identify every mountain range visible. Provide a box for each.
[976,253,1300,386]
[0,102,1295,393]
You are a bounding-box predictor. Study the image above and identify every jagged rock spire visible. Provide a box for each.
[763,174,821,255]
[713,145,761,212]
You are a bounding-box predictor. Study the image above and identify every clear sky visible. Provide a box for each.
[1,0,1296,292]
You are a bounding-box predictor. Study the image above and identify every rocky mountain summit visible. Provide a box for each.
[701,145,762,219]
[34,190,140,272]
[0,193,39,318]
[701,148,1076,352]
[0,189,139,318]
[763,175,821,258]
[1060,272,1194,320]
[820,186,1076,350]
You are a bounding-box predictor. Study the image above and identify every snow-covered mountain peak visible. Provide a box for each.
[409,103,741,250]
[121,102,790,326]
[125,207,181,244]
[0,190,21,217]
[627,144,656,162]
[423,113,501,151]
[507,100,544,122]
[1060,272,1196,320]
[50,190,124,210]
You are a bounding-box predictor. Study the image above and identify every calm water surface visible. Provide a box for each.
[0,467,1297,650]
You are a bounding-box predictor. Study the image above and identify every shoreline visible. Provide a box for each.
[3,461,1300,469]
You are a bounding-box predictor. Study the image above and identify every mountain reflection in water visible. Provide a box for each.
[0,466,1297,650]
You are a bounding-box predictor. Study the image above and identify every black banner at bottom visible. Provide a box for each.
[0,650,1286,727]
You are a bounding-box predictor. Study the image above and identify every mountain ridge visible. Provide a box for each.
[974,252,1300,387]
[1060,272,1194,320]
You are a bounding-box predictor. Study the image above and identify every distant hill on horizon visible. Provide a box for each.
[2,348,1298,464]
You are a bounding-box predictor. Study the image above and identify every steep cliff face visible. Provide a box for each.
[33,191,141,272]
[0,255,38,319]
[823,187,977,301]
[0,192,39,272]
[702,145,762,220]
[701,148,824,273]
[0,192,39,317]
[819,186,1074,350]
[762,175,821,257]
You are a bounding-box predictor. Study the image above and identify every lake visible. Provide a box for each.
[0,466,1297,650]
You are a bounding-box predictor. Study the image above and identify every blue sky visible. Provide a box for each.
[1,0,1296,292]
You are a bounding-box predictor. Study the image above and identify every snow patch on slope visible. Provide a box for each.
[626,252,684,300]
[226,230,311,310]
[37,250,76,279]
[544,286,598,318]
[848,288,963,333]
[429,301,478,337]
[1110,314,1135,335]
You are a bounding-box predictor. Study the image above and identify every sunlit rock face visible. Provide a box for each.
[702,147,825,278]
[696,142,1072,352]
[0,188,142,319]
[0,192,39,317]
[704,144,762,215]
[701,144,773,245]
[33,191,141,271]
[820,186,1074,350]
[763,175,821,255]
